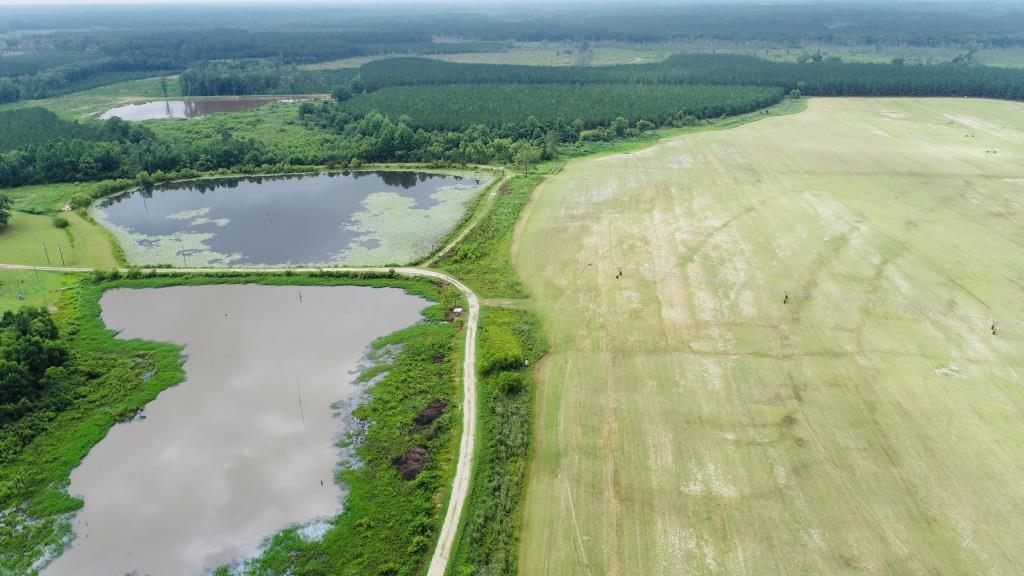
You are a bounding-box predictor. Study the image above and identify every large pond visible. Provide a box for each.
[91,171,487,267]
[42,284,428,576]
[100,98,276,121]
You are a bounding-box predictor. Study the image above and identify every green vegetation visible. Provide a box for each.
[0,20,502,105]
[0,108,106,151]
[516,97,1024,575]
[0,278,185,575]
[0,116,152,188]
[0,210,118,268]
[448,306,545,576]
[2,180,133,215]
[337,84,784,131]
[0,193,9,227]
[4,4,1024,575]
[1,307,73,426]
[360,54,1024,100]
[181,60,357,96]
[435,174,541,298]
[0,271,65,314]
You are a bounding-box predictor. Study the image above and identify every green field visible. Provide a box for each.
[0,270,67,313]
[0,210,117,268]
[515,98,1024,575]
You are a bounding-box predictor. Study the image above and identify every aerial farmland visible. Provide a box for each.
[1,3,1023,576]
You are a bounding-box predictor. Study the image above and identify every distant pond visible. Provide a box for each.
[99,98,276,120]
[91,171,488,267]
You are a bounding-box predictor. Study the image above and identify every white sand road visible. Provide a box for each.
[0,263,478,576]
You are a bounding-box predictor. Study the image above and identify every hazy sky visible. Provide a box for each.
[1,0,560,4]
[0,0,495,4]
[0,0,826,5]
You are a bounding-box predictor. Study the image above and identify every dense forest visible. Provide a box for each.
[8,42,1024,188]
[0,129,263,188]
[0,108,150,151]
[0,29,500,103]
[5,1,1024,103]
[180,61,357,96]
[3,2,1024,48]
[0,108,548,188]
[360,54,1024,100]
[336,83,784,131]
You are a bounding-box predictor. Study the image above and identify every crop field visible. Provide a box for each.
[515,98,1024,575]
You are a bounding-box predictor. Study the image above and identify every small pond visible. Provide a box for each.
[100,98,276,120]
[41,284,428,576]
[91,171,487,267]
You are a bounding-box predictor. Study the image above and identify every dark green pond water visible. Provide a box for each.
[92,171,486,267]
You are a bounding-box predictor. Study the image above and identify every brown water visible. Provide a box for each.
[99,98,275,120]
[42,284,427,576]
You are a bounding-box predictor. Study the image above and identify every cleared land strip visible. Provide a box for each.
[0,263,477,576]
[515,97,1024,575]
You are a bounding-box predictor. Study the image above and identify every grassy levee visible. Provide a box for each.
[0,272,464,576]
[515,98,1024,575]
[446,306,546,576]
[434,174,543,298]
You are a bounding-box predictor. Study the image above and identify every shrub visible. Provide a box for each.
[69,192,93,209]
[481,351,524,375]
[496,371,525,395]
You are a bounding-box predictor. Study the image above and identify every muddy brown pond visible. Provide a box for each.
[100,98,275,120]
[42,284,428,576]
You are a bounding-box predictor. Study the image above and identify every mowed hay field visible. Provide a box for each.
[515,98,1024,575]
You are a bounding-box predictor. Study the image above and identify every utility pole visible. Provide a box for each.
[56,242,65,266]
[43,243,51,266]
[179,237,188,268]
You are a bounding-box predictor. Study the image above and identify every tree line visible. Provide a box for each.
[0,131,265,188]
[0,108,149,151]
[1,101,567,188]
[6,2,1024,49]
[336,83,783,131]
[179,61,357,96]
[0,27,501,103]
[359,54,1024,101]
